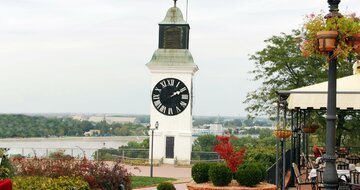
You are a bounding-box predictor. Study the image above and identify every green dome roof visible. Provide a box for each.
[160,7,188,25]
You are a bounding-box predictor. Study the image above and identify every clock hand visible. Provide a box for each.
[170,91,180,98]
[162,91,181,103]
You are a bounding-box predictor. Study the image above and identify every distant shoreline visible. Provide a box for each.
[0,136,149,159]
[0,136,148,142]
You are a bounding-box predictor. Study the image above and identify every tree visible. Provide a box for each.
[224,119,242,127]
[213,136,245,173]
[192,135,218,152]
[242,119,254,127]
[244,30,332,118]
[244,29,354,147]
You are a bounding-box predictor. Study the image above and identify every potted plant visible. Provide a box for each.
[301,12,360,60]
[273,122,292,139]
[302,122,320,134]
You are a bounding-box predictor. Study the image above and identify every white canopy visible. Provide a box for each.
[286,74,360,110]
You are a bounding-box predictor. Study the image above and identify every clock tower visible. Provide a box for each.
[146,0,198,165]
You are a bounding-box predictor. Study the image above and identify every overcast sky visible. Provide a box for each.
[0,0,359,117]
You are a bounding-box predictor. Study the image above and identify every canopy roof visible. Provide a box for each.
[284,74,360,110]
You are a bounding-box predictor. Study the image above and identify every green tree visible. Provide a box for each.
[243,119,254,127]
[246,30,327,118]
[224,119,242,128]
[245,29,354,147]
[117,127,130,136]
[192,135,218,151]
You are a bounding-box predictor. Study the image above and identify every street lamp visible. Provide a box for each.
[323,0,341,189]
[148,121,159,178]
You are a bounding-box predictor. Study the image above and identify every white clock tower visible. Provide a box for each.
[146,0,198,165]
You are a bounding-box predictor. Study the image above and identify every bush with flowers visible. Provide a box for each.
[213,136,246,173]
[301,11,360,60]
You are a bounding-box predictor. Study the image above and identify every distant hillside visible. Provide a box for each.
[0,114,145,138]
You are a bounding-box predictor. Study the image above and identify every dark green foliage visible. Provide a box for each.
[208,164,232,186]
[244,29,353,118]
[191,163,211,183]
[157,181,176,190]
[48,150,73,160]
[12,176,90,190]
[252,162,267,182]
[191,134,276,166]
[224,119,242,127]
[0,114,146,138]
[95,139,150,160]
[0,148,14,179]
[234,162,264,187]
[245,146,276,168]
[131,176,175,189]
[192,135,217,152]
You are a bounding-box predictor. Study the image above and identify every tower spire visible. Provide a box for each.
[174,0,177,7]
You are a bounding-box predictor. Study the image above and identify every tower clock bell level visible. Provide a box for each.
[146,1,198,165]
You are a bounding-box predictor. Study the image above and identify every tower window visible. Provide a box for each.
[163,27,182,49]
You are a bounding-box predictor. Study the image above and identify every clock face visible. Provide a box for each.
[152,78,189,116]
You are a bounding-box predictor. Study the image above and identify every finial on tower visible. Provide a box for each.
[174,0,177,7]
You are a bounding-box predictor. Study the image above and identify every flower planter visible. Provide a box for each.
[316,31,338,52]
[309,123,320,129]
[273,129,292,139]
[346,33,360,53]
[302,127,316,134]
[187,180,277,190]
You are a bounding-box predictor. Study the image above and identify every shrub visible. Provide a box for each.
[213,136,245,173]
[0,148,14,179]
[208,164,232,186]
[191,162,211,183]
[12,176,90,190]
[234,162,263,187]
[245,146,276,168]
[254,163,267,182]
[157,181,176,190]
[11,158,132,190]
[48,150,74,160]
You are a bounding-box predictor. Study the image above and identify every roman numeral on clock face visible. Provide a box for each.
[180,101,187,108]
[153,94,160,100]
[154,100,162,109]
[167,108,173,115]
[159,105,166,113]
[181,94,189,100]
[167,79,174,86]
[154,87,161,93]
[160,80,167,88]
[179,87,187,93]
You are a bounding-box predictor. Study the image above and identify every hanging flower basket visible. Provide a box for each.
[302,12,360,61]
[317,31,338,52]
[302,127,316,134]
[273,129,292,139]
[346,33,360,53]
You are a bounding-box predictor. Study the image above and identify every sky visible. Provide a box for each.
[0,0,359,117]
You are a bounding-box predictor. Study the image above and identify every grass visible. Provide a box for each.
[131,176,176,188]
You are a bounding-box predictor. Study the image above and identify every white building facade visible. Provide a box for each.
[146,2,198,165]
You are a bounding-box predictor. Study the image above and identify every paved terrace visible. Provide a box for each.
[125,164,192,190]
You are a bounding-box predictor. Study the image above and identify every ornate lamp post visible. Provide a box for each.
[323,0,341,189]
[148,121,159,178]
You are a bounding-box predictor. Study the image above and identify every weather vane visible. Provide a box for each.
[174,0,177,7]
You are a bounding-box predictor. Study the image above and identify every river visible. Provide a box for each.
[0,136,148,160]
